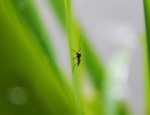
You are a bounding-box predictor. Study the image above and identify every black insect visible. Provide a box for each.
[71,35,82,73]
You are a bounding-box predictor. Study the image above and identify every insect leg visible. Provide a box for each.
[72,63,77,73]
[72,57,77,59]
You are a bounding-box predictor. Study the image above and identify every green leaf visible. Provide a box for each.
[143,0,150,114]
[65,0,82,114]
[0,1,76,115]
[9,0,73,100]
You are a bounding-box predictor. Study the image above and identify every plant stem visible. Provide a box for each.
[65,0,82,114]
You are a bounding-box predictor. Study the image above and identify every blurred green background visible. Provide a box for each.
[0,0,148,115]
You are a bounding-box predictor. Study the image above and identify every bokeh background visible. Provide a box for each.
[0,0,146,115]
[35,0,144,115]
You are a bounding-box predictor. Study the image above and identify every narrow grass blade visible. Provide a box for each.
[8,0,74,99]
[65,0,82,114]
[0,1,77,115]
[143,0,150,114]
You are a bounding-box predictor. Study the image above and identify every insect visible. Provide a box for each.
[71,35,82,73]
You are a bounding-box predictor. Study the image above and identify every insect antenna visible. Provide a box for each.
[70,49,77,53]
[78,34,82,53]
